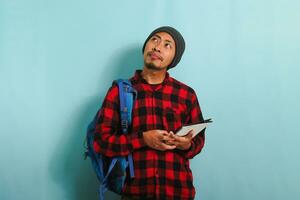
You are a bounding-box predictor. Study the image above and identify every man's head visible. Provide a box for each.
[142,26,185,71]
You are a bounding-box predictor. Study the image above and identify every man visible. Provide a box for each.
[93,26,205,200]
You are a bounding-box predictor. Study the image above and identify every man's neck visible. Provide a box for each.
[141,67,167,85]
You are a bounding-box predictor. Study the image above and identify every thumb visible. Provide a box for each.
[186,130,194,138]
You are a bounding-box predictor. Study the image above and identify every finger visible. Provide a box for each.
[157,131,169,140]
[153,142,162,150]
[162,133,169,137]
[171,141,179,146]
[160,142,176,151]
[171,134,181,140]
[157,130,169,135]
[186,130,194,138]
[153,143,164,151]
[162,134,174,141]
[168,131,175,138]
[164,142,174,146]
[164,138,176,145]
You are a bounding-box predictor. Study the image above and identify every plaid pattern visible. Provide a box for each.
[94,70,205,200]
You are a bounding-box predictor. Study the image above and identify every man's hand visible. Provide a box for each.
[167,130,194,150]
[143,130,176,151]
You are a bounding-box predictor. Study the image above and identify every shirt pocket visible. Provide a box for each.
[162,107,183,132]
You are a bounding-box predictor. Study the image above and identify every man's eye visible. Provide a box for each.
[152,37,158,42]
[165,43,172,48]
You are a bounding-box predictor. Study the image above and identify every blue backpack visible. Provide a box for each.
[84,79,137,200]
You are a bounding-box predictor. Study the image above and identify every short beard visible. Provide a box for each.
[144,61,166,71]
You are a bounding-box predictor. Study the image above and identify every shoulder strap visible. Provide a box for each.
[115,79,137,134]
[114,79,136,178]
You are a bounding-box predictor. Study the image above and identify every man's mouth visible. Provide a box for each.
[148,51,163,61]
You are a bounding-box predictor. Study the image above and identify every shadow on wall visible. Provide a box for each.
[48,46,142,200]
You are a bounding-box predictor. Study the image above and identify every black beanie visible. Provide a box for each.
[142,26,185,69]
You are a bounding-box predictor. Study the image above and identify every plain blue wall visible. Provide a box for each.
[1,0,299,199]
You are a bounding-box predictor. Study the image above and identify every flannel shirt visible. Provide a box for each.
[94,70,205,200]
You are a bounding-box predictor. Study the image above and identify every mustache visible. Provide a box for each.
[147,50,163,61]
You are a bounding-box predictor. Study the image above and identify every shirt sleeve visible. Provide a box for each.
[181,90,206,159]
[93,84,146,157]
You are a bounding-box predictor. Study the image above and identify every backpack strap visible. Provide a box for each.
[98,156,118,200]
[115,79,137,178]
[116,79,137,134]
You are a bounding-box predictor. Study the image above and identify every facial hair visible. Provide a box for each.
[144,61,159,70]
[144,60,168,71]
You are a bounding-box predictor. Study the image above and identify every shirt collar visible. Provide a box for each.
[132,70,170,86]
[132,70,170,91]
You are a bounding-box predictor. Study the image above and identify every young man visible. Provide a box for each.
[94,26,205,200]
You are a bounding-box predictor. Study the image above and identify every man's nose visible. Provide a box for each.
[153,47,161,52]
[154,41,163,52]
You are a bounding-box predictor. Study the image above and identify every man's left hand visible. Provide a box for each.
[166,130,194,150]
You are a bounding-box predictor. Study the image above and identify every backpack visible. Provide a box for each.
[84,79,137,200]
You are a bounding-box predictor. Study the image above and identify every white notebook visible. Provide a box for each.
[176,119,212,138]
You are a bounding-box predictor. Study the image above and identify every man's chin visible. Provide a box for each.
[144,62,167,71]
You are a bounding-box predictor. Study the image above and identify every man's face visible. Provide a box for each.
[143,32,176,70]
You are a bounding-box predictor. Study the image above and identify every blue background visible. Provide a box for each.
[1,0,299,199]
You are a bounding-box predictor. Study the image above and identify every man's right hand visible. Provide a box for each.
[142,130,176,151]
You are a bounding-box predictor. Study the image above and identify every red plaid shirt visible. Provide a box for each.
[94,70,205,200]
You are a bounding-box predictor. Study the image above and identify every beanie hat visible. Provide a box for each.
[142,26,185,69]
